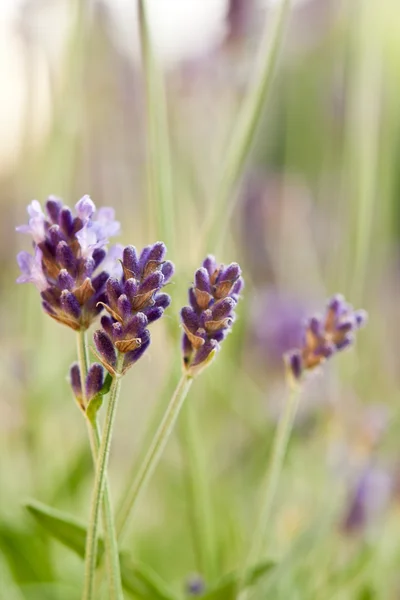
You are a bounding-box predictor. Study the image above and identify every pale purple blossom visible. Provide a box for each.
[16,247,48,291]
[75,194,96,221]
[76,204,120,258]
[16,199,47,243]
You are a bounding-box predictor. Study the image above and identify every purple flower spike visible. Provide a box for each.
[181,257,243,376]
[285,294,368,381]
[93,242,173,376]
[16,194,121,330]
[86,363,104,400]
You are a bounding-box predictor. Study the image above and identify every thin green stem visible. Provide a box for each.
[179,400,217,582]
[116,373,193,540]
[138,0,175,254]
[203,0,292,255]
[238,384,301,597]
[76,332,123,600]
[82,352,125,600]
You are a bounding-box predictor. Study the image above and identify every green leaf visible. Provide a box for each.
[25,499,92,559]
[0,521,55,583]
[86,372,113,422]
[19,583,79,600]
[200,560,275,600]
[25,500,178,600]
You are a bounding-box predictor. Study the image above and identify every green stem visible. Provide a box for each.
[138,0,175,254]
[82,352,125,600]
[116,373,193,540]
[238,384,301,597]
[76,332,123,600]
[179,400,217,582]
[204,0,292,255]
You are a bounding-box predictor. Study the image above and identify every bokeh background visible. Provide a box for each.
[2,0,400,598]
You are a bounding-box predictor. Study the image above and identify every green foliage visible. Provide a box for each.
[25,500,178,599]
[200,560,275,600]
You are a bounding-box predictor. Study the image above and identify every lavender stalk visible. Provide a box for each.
[238,294,368,597]
[83,241,174,593]
[115,255,244,558]
[16,195,124,599]
[76,331,123,600]
[82,353,125,600]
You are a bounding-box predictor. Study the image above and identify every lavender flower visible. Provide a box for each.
[70,362,105,409]
[285,294,368,381]
[93,242,174,376]
[341,467,391,535]
[181,255,243,376]
[16,195,122,330]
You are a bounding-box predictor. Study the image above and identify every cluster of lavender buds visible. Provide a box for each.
[16,196,121,331]
[285,294,367,381]
[181,255,243,376]
[70,362,105,411]
[93,243,174,376]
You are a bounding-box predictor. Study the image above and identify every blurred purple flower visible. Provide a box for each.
[341,467,392,535]
[181,255,243,376]
[250,289,307,369]
[16,195,121,330]
[186,574,205,596]
[286,294,367,381]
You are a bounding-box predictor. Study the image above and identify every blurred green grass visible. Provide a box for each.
[2,0,400,598]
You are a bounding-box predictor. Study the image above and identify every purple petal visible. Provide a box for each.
[16,248,48,291]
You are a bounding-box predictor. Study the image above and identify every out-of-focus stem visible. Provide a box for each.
[204,0,292,255]
[179,400,217,582]
[116,373,193,540]
[238,383,301,598]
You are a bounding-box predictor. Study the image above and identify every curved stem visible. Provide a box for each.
[81,349,125,600]
[238,384,301,597]
[116,373,193,540]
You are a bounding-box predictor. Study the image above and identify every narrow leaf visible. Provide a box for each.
[86,372,113,422]
[138,0,175,253]
[204,0,292,254]
[200,560,275,600]
[0,521,55,583]
[25,500,178,600]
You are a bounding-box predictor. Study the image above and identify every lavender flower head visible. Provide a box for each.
[285,294,368,381]
[70,362,105,410]
[181,255,243,376]
[16,195,122,330]
[93,242,174,376]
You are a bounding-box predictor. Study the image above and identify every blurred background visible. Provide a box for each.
[2,0,400,598]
